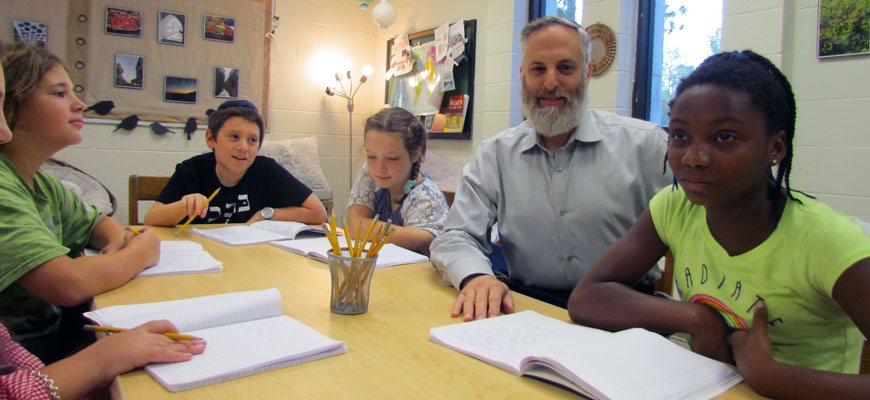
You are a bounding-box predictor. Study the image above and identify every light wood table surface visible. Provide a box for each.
[97,226,763,399]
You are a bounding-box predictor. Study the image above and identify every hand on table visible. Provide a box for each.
[452,275,515,322]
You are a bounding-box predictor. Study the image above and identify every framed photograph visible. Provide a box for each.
[203,14,235,43]
[105,6,142,37]
[114,53,144,89]
[164,76,198,104]
[817,0,870,58]
[12,20,47,48]
[157,10,185,45]
[214,66,240,98]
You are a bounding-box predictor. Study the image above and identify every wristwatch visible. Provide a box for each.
[260,207,275,220]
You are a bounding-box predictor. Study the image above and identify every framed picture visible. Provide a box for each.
[12,20,47,47]
[164,76,198,104]
[157,10,185,45]
[214,66,240,98]
[105,6,142,37]
[203,14,235,43]
[114,53,144,89]
[817,0,870,58]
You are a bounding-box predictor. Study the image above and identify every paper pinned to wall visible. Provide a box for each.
[434,22,449,61]
[389,34,414,77]
[448,21,466,60]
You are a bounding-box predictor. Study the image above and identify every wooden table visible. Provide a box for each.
[97,226,763,399]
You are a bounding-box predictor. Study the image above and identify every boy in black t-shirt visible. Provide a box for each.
[145,100,327,225]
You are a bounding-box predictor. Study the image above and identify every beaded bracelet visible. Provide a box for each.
[30,369,61,400]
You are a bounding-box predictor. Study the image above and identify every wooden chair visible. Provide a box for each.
[128,175,170,225]
[442,190,455,207]
[653,250,675,296]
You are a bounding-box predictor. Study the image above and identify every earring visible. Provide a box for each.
[771,159,778,165]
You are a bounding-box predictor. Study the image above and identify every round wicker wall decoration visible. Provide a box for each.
[586,23,616,76]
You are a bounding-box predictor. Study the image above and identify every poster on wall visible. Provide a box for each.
[204,14,235,43]
[114,53,144,89]
[12,20,47,47]
[214,66,239,98]
[817,0,870,58]
[164,76,198,104]
[106,7,142,37]
[158,11,185,45]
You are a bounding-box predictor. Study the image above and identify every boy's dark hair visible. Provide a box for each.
[668,49,799,208]
[207,100,264,145]
[364,107,428,203]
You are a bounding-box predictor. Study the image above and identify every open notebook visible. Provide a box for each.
[85,241,223,277]
[270,236,429,268]
[192,221,324,246]
[429,311,742,400]
[139,241,223,277]
[84,288,346,392]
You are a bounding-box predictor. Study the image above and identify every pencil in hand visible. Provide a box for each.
[83,324,202,341]
[175,187,221,236]
[126,227,143,235]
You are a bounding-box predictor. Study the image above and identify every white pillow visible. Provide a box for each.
[259,137,331,190]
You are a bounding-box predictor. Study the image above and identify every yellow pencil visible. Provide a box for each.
[353,221,363,257]
[370,228,395,256]
[84,324,202,341]
[127,227,143,235]
[175,187,221,236]
[360,214,380,249]
[341,217,353,255]
[322,223,342,255]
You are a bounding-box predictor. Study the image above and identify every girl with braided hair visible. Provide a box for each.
[568,50,870,399]
[347,107,449,255]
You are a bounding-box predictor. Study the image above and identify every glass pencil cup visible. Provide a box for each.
[327,248,378,315]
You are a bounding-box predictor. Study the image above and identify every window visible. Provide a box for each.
[530,0,583,24]
[634,0,722,126]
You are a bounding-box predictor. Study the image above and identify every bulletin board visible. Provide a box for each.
[385,20,476,140]
[2,0,273,127]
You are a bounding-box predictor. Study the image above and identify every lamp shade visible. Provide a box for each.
[372,0,397,29]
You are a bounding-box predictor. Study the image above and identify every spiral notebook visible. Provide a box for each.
[84,288,346,392]
[192,221,324,246]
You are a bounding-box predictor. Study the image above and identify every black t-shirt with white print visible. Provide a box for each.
[156,152,312,224]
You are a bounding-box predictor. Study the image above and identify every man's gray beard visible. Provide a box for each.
[521,77,588,138]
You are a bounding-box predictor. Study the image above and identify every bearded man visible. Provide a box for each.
[430,16,672,320]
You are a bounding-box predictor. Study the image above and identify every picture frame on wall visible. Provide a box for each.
[114,53,144,89]
[203,14,235,43]
[817,0,870,58]
[157,10,185,45]
[164,76,198,104]
[12,20,47,47]
[214,66,240,98]
[105,6,142,37]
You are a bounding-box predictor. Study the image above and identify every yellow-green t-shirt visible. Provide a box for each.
[0,154,101,338]
[650,187,870,373]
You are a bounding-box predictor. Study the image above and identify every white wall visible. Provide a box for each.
[49,0,870,225]
[722,0,870,220]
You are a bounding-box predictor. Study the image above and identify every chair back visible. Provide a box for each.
[128,175,170,225]
[442,190,455,207]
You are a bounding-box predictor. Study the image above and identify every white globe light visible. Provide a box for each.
[372,0,397,29]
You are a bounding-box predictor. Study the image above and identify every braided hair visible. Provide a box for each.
[668,49,802,210]
[363,107,428,204]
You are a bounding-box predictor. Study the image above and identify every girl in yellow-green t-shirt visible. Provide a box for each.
[567,50,870,399]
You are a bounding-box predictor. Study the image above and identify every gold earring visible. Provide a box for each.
[771,159,778,165]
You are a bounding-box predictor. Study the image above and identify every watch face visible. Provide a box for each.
[261,207,274,219]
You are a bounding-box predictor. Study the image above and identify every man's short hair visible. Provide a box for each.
[520,16,591,65]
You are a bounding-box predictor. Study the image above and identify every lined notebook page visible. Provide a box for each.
[137,241,222,277]
[270,239,428,268]
[429,310,610,374]
[526,328,741,400]
[192,225,288,246]
[146,315,347,391]
[84,288,282,332]
[250,221,323,238]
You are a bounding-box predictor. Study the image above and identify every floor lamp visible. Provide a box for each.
[326,68,370,190]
